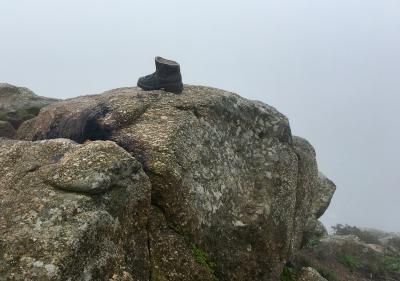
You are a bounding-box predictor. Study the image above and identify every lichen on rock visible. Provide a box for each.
[1,84,337,281]
[40,140,142,194]
[0,138,151,281]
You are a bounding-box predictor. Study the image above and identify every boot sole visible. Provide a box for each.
[137,81,183,94]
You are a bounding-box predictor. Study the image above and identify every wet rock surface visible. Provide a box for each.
[2,85,336,280]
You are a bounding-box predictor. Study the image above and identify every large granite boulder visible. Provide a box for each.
[0,83,58,129]
[0,138,151,281]
[7,85,336,280]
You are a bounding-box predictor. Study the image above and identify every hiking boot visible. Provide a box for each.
[137,56,183,94]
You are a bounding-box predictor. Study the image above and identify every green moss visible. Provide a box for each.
[280,266,295,281]
[384,256,400,272]
[191,243,219,281]
[192,243,209,267]
[306,236,321,248]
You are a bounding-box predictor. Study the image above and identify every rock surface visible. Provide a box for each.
[148,207,217,281]
[302,171,336,246]
[297,267,328,281]
[0,121,16,138]
[0,83,58,129]
[313,173,336,219]
[292,136,320,250]
[16,117,40,140]
[2,85,336,281]
[0,138,151,281]
[40,140,143,194]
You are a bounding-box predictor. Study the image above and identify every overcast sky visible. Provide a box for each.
[1,0,399,232]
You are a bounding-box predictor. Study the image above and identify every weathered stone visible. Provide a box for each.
[40,140,143,194]
[297,267,327,281]
[0,120,16,138]
[293,138,335,247]
[148,207,217,281]
[302,219,329,247]
[314,221,328,237]
[0,83,58,129]
[301,171,335,247]
[12,85,336,280]
[16,117,37,140]
[313,173,336,219]
[313,220,328,238]
[0,138,151,281]
[291,136,319,252]
[24,86,318,280]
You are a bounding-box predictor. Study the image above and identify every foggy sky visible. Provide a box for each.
[1,0,399,232]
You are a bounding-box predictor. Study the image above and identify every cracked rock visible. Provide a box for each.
[40,140,142,194]
[0,138,151,281]
[3,85,337,281]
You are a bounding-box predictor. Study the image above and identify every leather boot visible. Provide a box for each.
[137,56,183,94]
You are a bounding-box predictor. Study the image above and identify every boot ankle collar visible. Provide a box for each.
[155,56,180,67]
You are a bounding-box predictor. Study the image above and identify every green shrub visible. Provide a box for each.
[280,266,295,281]
[337,253,363,270]
[191,243,219,281]
[384,256,400,272]
[306,236,321,248]
[316,266,338,281]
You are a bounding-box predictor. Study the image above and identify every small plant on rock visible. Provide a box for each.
[280,266,295,281]
[337,253,363,270]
